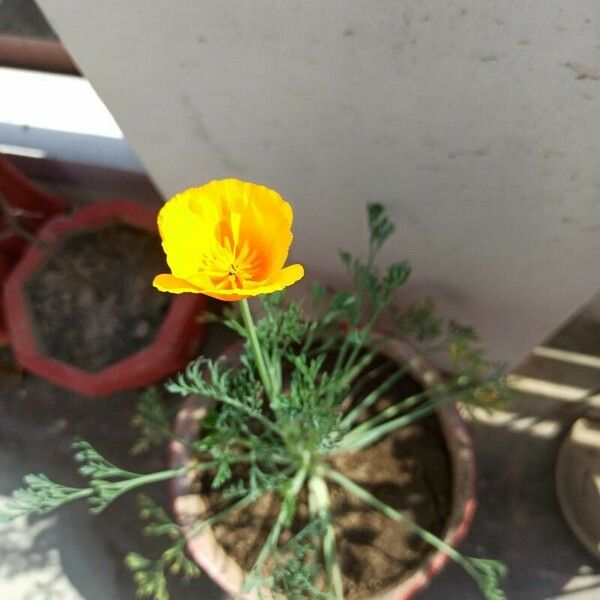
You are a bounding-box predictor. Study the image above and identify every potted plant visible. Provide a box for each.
[2,199,207,396]
[1,180,506,599]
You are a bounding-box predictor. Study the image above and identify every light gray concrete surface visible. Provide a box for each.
[35,0,600,366]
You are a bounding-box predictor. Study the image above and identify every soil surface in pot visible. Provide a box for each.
[24,223,170,372]
[197,370,453,598]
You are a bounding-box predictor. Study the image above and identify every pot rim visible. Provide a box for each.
[169,336,476,600]
[2,199,207,396]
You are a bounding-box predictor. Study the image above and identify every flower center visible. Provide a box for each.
[198,237,260,290]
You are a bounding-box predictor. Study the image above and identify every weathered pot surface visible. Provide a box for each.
[170,336,476,599]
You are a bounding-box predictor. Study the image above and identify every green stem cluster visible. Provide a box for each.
[234,300,504,600]
[245,453,310,591]
[309,475,344,600]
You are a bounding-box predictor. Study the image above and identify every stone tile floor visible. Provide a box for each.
[425,293,600,600]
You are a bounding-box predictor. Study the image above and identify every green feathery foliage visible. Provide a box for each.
[1,438,189,521]
[131,387,177,455]
[0,473,91,521]
[125,495,201,600]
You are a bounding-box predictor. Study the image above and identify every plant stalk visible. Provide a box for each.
[323,467,463,562]
[339,381,477,451]
[309,475,344,600]
[92,466,191,512]
[186,492,258,540]
[247,455,310,583]
[240,298,276,402]
[338,398,441,451]
[339,362,412,430]
[322,467,506,600]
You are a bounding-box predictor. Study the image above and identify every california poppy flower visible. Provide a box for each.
[153,179,304,301]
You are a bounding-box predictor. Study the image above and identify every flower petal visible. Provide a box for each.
[157,188,220,277]
[233,182,293,277]
[156,264,305,302]
[249,263,305,292]
[153,274,204,294]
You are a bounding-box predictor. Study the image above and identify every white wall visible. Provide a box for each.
[36,0,600,364]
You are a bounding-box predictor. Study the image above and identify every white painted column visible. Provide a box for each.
[35,0,600,364]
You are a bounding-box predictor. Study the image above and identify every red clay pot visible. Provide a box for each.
[170,337,476,600]
[3,199,208,396]
[0,154,69,259]
[0,252,11,345]
[0,154,69,342]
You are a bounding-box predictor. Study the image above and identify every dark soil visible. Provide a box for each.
[24,223,171,372]
[198,367,453,598]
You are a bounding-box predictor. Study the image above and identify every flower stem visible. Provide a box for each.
[245,457,309,588]
[309,475,344,600]
[342,388,431,441]
[323,467,465,567]
[186,492,259,539]
[92,466,191,513]
[323,467,507,600]
[339,362,412,430]
[338,380,477,451]
[239,298,275,402]
[337,397,441,451]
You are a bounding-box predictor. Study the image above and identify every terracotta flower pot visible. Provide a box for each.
[0,154,69,342]
[3,199,208,396]
[170,337,476,599]
[0,252,11,345]
[0,154,69,258]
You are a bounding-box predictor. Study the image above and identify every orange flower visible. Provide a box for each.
[153,179,304,301]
